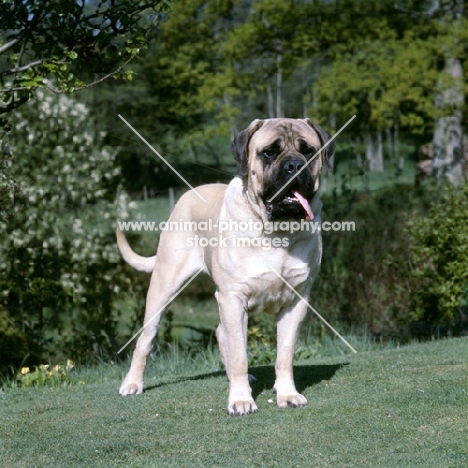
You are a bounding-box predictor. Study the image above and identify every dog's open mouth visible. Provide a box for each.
[266,190,314,221]
[285,191,314,220]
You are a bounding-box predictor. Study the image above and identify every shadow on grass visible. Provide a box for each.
[144,363,348,398]
[144,371,226,392]
[250,363,348,399]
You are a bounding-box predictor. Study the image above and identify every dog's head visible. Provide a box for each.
[231,118,334,221]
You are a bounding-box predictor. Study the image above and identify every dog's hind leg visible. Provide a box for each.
[119,252,204,396]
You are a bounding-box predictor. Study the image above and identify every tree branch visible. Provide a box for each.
[0,60,69,78]
[0,38,20,55]
[1,60,43,78]
[0,87,33,94]
[44,54,137,93]
[0,95,29,115]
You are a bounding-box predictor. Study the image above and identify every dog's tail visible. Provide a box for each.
[116,228,156,273]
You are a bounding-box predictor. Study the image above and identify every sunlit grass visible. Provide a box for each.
[1,338,466,468]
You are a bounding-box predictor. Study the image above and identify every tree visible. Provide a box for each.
[0,0,171,116]
[312,22,440,171]
[90,0,239,194]
[430,0,466,185]
[0,0,172,218]
[207,0,320,124]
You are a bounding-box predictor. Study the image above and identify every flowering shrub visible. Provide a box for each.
[0,91,143,365]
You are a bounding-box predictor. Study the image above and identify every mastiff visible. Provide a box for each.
[117,118,334,416]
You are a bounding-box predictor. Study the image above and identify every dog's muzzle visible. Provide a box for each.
[264,155,315,221]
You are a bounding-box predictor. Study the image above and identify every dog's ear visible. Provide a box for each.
[230,119,264,177]
[304,118,335,173]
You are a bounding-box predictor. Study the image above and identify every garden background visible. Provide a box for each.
[1,0,468,372]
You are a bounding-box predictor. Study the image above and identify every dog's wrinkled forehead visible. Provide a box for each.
[231,117,335,176]
[250,119,322,152]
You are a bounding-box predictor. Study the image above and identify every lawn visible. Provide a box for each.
[1,337,466,467]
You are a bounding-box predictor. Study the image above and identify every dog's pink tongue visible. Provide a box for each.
[293,191,314,220]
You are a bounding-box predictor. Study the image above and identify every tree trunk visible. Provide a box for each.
[223,96,238,141]
[328,113,336,172]
[431,57,464,185]
[365,131,384,172]
[393,112,400,163]
[430,0,465,185]
[168,187,175,214]
[376,130,384,172]
[386,126,393,168]
[302,61,308,118]
[365,132,374,172]
[276,53,283,117]
[267,85,275,119]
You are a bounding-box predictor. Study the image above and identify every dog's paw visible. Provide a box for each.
[228,399,258,416]
[277,393,308,409]
[119,379,143,396]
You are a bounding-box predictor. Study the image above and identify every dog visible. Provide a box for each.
[117,118,334,416]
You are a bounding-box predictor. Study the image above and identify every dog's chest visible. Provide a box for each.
[245,262,310,315]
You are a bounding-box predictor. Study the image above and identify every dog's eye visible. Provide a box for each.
[261,149,277,161]
[302,146,317,159]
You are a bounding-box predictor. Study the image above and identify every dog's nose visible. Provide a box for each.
[282,157,305,175]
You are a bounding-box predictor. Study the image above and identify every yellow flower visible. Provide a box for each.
[20,367,30,375]
[66,359,74,370]
[39,364,50,370]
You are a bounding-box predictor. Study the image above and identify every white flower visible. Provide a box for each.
[73,219,83,234]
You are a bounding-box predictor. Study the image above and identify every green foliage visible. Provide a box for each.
[0,0,172,114]
[0,146,21,221]
[10,360,77,389]
[84,0,468,197]
[307,180,435,336]
[0,91,143,365]
[1,0,467,371]
[405,183,468,325]
[204,0,322,123]
[312,19,440,135]
[0,305,28,366]
[247,314,277,365]
[154,0,240,138]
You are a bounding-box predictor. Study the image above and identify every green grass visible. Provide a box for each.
[1,338,466,467]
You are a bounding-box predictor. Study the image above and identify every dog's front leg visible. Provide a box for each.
[275,302,308,408]
[217,293,257,416]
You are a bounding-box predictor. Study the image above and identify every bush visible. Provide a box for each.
[0,91,145,366]
[405,183,468,327]
[0,305,28,368]
[309,184,424,335]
